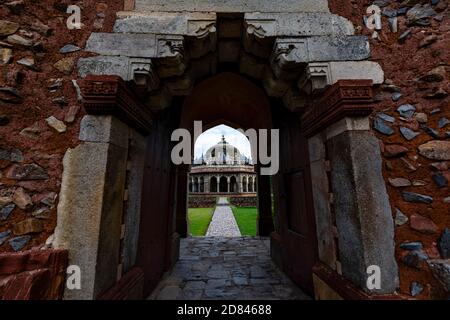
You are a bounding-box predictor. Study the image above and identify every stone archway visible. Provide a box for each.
[230,176,237,193]
[219,176,228,193]
[210,177,218,193]
[53,1,398,300]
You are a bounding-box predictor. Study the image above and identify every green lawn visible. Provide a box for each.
[231,206,258,236]
[188,207,214,236]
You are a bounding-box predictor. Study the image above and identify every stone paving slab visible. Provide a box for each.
[149,237,311,300]
[206,198,241,237]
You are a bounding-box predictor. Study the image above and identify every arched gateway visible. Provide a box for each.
[53,0,398,300]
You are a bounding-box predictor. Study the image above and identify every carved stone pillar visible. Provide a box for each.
[302,80,399,295]
[54,75,152,300]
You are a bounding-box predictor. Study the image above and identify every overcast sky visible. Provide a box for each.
[194,124,252,160]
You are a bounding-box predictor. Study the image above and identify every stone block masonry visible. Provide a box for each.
[135,0,330,13]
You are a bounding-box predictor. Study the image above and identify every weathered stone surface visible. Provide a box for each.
[19,122,41,140]
[17,57,35,69]
[0,230,11,246]
[414,112,428,123]
[64,105,80,123]
[427,259,450,292]
[410,214,438,234]
[122,130,146,273]
[114,11,217,36]
[400,127,420,140]
[46,116,66,133]
[378,113,395,123]
[6,34,32,46]
[410,282,423,297]
[0,20,19,36]
[79,115,129,149]
[77,56,129,80]
[438,117,450,129]
[31,20,51,36]
[12,187,32,210]
[439,229,450,259]
[389,177,411,187]
[418,141,450,160]
[420,66,446,82]
[0,48,13,65]
[373,117,394,136]
[54,129,128,299]
[8,235,31,251]
[402,250,428,269]
[135,0,330,13]
[244,12,354,37]
[397,104,416,118]
[298,61,384,93]
[272,36,370,67]
[13,218,43,235]
[384,145,408,157]
[0,87,23,103]
[394,208,408,226]
[0,148,23,162]
[0,204,15,220]
[432,172,448,188]
[402,191,433,204]
[86,33,159,57]
[406,4,436,26]
[400,242,423,251]
[59,44,81,54]
[5,163,48,180]
[327,131,398,294]
[53,57,75,75]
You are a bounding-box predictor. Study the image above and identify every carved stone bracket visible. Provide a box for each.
[155,36,187,78]
[78,56,160,93]
[301,80,374,137]
[298,61,384,94]
[79,75,153,135]
[129,58,160,91]
[298,63,331,94]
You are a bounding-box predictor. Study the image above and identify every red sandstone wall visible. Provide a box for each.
[329,0,450,299]
[0,248,67,299]
[0,1,123,254]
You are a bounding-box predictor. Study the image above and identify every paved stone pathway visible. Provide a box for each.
[206,197,241,237]
[149,237,311,300]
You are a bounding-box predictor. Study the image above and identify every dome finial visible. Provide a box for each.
[221,135,226,143]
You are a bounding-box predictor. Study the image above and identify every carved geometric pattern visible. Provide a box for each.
[301,80,374,137]
[79,75,153,135]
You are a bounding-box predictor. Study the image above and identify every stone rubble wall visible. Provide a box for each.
[0,1,123,253]
[329,0,450,299]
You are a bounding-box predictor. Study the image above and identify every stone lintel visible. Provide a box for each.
[271,36,370,79]
[244,12,354,38]
[86,33,184,59]
[79,75,153,135]
[114,11,217,38]
[134,0,330,13]
[301,80,374,137]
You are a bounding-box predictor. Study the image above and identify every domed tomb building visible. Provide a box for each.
[189,136,257,195]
